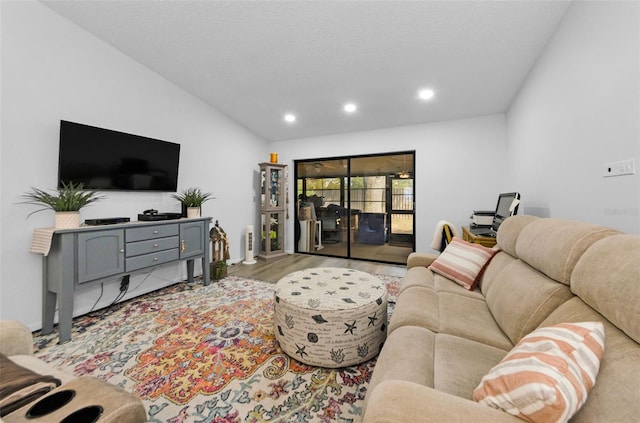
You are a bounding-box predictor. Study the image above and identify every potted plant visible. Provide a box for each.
[172,187,214,218]
[210,259,228,280]
[20,182,104,228]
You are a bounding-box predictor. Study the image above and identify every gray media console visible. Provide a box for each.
[41,217,212,343]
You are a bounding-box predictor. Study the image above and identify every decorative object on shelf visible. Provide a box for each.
[258,162,287,259]
[270,152,278,163]
[19,182,104,229]
[210,220,229,280]
[171,187,214,218]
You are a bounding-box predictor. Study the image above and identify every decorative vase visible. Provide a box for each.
[55,211,80,229]
[186,207,201,218]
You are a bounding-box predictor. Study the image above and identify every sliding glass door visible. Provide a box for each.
[295,151,414,264]
[296,158,349,257]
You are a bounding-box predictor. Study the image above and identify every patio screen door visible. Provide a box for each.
[295,151,414,264]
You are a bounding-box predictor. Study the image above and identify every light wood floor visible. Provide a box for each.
[227,253,407,283]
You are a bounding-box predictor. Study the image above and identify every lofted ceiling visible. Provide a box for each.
[42,0,571,142]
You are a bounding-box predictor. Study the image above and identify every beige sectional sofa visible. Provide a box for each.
[363,215,640,422]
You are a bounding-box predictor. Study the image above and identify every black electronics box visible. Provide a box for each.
[137,213,182,221]
[85,217,131,226]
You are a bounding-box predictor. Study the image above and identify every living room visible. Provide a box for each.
[1,3,639,420]
[2,0,638,334]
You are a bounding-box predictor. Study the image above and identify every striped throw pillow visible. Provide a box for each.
[428,237,498,290]
[473,322,605,423]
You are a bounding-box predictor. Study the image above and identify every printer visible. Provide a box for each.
[471,210,495,227]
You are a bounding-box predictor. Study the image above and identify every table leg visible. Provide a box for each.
[186,259,194,283]
[41,258,55,335]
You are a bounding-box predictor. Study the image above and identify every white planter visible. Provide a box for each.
[55,211,80,229]
[186,207,201,218]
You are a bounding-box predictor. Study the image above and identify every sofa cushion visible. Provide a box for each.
[434,334,508,399]
[539,297,640,423]
[389,286,513,350]
[388,286,439,334]
[402,266,485,299]
[495,214,540,257]
[364,380,523,423]
[514,219,620,285]
[428,238,499,290]
[473,322,605,423]
[399,265,435,294]
[438,293,513,350]
[432,273,485,299]
[486,260,574,344]
[479,251,518,297]
[571,234,640,344]
[364,325,436,412]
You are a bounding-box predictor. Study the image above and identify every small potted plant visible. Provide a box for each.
[20,182,105,228]
[172,187,214,218]
[210,259,228,280]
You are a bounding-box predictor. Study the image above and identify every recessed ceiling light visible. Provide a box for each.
[284,114,296,123]
[418,89,435,100]
[343,103,357,113]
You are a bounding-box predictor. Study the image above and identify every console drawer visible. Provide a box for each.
[126,224,179,242]
[126,249,179,272]
[126,236,179,257]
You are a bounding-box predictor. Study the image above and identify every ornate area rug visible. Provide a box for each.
[33,274,400,423]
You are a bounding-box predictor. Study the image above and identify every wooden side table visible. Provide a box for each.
[462,226,497,248]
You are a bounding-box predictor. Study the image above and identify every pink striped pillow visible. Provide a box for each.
[428,237,498,290]
[473,322,605,423]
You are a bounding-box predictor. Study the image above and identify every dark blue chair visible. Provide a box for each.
[357,213,386,245]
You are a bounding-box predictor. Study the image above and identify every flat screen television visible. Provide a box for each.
[58,120,180,191]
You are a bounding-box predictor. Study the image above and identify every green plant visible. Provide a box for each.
[172,187,214,207]
[20,182,104,217]
[211,259,228,280]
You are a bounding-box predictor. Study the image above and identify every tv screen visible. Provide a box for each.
[492,192,521,230]
[58,120,180,191]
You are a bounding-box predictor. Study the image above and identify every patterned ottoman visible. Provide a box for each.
[274,267,388,368]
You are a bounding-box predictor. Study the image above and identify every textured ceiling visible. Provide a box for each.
[42,0,571,142]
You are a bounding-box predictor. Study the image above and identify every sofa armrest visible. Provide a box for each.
[363,380,521,423]
[0,321,33,356]
[406,252,438,269]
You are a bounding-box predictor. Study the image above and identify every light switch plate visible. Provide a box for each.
[603,158,636,177]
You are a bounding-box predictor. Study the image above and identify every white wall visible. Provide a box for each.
[0,1,267,329]
[271,114,510,252]
[507,0,640,233]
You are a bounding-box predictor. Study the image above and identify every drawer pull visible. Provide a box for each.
[181,240,186,253]
[120,249,125,253]
[153,230,159,234]
[153,243,159,248]
[153,257,159,261]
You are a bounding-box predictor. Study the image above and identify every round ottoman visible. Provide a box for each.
[274,267,388,367]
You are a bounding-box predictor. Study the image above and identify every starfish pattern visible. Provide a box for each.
[344,320,357,335]
[295,343,308,359]
[368,312,378,327]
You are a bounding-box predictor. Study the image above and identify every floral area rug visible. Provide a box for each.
[33,274,400,423]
